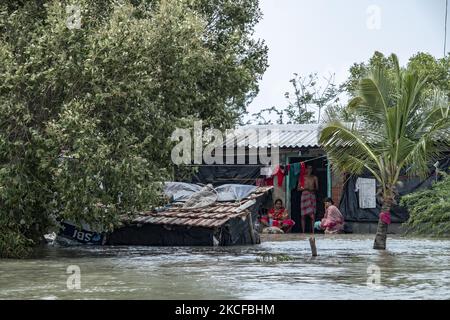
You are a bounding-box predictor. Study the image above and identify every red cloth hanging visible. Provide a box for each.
[255,178,265,187]
[265,176,274,186]
[298,162,306,188]
[272,165,285,187]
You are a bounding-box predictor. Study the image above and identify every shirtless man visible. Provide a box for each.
[297,165,319,233]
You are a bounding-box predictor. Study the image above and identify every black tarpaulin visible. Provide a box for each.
[340,157,450,223]
[107,224,214,246]
[190,165,262,186]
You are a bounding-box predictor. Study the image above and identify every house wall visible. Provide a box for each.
[331,169,345,207]
[345,222,406,234]
[223,146,346,218]
[270,150,345,219]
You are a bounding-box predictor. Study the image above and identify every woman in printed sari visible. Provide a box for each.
[315,197,344,234]
[260,199,295,233]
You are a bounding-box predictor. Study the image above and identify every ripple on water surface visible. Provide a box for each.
[0,235,449,299]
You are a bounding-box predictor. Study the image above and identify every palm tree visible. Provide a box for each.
[319,54,449,250]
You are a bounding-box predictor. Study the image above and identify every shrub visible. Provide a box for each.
[402,173,450,237]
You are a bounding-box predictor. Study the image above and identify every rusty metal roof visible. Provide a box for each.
[224,124,320,149]
[129,186,273,229]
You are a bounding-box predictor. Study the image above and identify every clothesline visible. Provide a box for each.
[257,155,329,189]
[287,155,328,166]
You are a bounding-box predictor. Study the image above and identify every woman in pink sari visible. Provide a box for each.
[318,198,344,234]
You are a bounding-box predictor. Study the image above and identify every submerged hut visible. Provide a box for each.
[107,185,273,246]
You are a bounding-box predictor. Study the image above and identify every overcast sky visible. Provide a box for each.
[246,0,449,122]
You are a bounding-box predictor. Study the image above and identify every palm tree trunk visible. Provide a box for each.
[373,218,388,250]
[373,188,394,250]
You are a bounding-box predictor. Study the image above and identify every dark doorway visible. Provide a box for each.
[289,156,328,233]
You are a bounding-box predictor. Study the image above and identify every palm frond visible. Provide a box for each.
[321,55,449,191]
[353,72,390,124]
[319,121,383,182]
[399,108,450,178]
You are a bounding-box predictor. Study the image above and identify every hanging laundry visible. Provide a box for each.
[260,166,273,177]
[288,162,301,191]
[355,177,376,208]
[265,176,274,186]
[272,165,285,187]
[255,178,265,187]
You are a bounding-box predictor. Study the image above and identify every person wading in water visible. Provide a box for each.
[298,165,318,233]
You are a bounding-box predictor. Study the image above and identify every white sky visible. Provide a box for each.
[246,0,449,122]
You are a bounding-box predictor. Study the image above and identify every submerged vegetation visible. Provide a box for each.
[402,174,450,237]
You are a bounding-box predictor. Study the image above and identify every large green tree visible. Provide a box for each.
[0,0,267,257]
[319,54,450,250]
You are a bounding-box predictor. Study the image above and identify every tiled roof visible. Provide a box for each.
[129,186,273,228]
[224,124,321,148]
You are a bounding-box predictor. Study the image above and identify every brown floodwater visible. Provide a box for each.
[0,234,449,299]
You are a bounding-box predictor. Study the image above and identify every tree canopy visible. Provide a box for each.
[345,51,450,98]
[0,0,268,257]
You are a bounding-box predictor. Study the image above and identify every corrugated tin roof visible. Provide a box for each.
[224,124,320,148]
[126,186,273,229]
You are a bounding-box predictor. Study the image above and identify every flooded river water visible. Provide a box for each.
[1,234,449,299]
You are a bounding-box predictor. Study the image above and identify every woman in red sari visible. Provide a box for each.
[260,199,295,233]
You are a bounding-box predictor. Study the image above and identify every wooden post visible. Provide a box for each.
[237,200,257,245]
[309,237,318,256]
[247,212,256,244]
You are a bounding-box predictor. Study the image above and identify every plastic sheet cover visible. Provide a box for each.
[163,182,202,202]
[164,182,257,203]
[183,185,218,209]
[215,184,257,202]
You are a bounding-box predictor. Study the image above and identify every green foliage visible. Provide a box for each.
[321,53,449,248]
[320,54,449,201]
[402,173,450,237]
[322,103,356,123]
[0,228,34,259]
[345,51,450,98]
[0,0,267,257]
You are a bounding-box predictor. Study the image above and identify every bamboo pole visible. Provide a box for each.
[247,212,256,244]
[309,237,317,256]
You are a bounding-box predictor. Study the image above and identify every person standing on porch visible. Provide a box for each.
[298,165,318,233]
